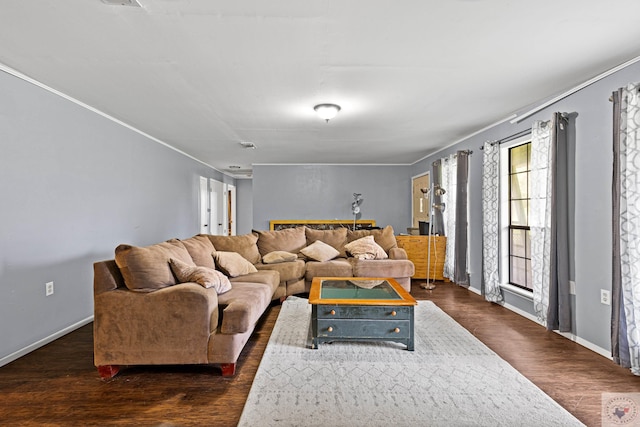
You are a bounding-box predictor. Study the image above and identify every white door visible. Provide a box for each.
[210,179,225,235]
[199,177,236,236]
[199,176,210,234]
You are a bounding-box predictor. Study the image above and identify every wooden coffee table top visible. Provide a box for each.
[309,277,417,306]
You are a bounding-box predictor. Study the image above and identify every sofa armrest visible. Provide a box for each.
[388,247,408,260]
[94,283,219,366]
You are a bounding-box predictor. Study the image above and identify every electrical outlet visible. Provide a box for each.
[45,281,54,296]
[569,281,576,295]
[600,289,610,305]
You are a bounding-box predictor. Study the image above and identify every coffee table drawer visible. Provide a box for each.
[316,305,412,320]
[316,319,411,339]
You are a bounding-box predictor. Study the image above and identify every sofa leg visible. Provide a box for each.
[97,365,120,380]
[220,363,236,376]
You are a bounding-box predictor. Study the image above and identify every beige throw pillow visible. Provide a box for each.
[344,235,388,260]
[300,240,340,262]
[213,251,258,277]
[262,251,298,264]
[169,258,232,294]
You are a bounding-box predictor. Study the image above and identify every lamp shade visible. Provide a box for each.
[314,104,341,122]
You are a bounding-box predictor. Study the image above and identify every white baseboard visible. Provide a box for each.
[466,286,611,360]
[0,316,94,367]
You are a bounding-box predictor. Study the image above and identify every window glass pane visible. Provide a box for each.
[510,200,528,226]
[525,259,532,290]
[510,257,527,287]
[510,229,526,258]
[511,172,528,199]
[525,229,531,258]
[510,144,529,173]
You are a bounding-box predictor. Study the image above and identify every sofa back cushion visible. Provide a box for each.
[254,227,306,257]
[346,225,397,253]
[171,235,216,269]
[305,227,347,257]
[203,233,261,264]
[114,241,194,292]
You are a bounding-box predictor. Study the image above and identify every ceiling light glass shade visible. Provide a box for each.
[314,104,341,122]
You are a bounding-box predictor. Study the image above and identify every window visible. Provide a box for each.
[508,143,532,290]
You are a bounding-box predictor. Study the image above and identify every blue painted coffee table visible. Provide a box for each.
[308,277,417,350]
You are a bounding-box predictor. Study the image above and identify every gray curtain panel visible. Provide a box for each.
[546,112,571,332]
[431,159,445,236]
[611,87,630,368]
[454,150,470,287]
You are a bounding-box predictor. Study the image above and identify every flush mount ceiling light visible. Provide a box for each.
[314,104,341,122]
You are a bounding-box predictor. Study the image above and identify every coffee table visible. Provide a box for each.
[308,277,417,350]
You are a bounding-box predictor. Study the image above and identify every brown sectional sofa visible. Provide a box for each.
[93,225,414,379]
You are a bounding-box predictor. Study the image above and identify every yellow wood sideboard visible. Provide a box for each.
[395,235,446,280]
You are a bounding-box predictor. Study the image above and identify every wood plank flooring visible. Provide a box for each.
[1,281,638,426]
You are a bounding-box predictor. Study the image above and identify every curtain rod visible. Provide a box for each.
[432,149,473,165]
[480,128,532,150]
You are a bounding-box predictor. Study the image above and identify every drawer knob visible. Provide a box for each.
[327,326,333,332]
[391,310,397,316]
[330,310,336,315]
[394,327,400,333]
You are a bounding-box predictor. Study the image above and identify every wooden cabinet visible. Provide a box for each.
[395,235,446,280]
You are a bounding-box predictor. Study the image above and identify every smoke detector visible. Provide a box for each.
[100,0,142,7]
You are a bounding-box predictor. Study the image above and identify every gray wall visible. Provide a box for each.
[411,59,640,352]
[252,165,411,233]
[235,179,253,234]
[0,70,230,365]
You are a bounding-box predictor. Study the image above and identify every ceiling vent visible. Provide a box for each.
[240,141,257,149]
[100,0,142,7]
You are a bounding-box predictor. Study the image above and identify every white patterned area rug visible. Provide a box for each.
[238,296,584,427]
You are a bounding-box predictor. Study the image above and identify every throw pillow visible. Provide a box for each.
[169,258,232,294]
[254,227,307,256]
[344,235,388,260]
[305,227,348,257]
[346,225,397,252]
[262,251,298,264]
[213,251,259,277]
[300,240,340,262]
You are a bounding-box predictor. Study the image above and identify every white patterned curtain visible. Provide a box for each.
[441,153,457,280]
[530,113,571,331]
[482,142,503,302]
[612,82,640,375]
[530,121,553,324]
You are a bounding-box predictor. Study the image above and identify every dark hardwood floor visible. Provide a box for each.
[1,281,638,426]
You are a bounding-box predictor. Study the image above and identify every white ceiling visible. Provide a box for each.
[2,1,640,177]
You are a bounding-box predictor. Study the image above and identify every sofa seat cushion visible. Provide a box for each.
[305,259,353,281]
[254,227,307,256]
[350,258,415,278]
[255,259,306,283]
[203,233,261,264]
[216,282,273,334]
[114,241,194,292]
[229,270,280,296]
